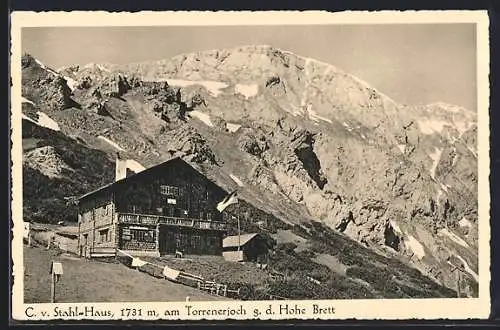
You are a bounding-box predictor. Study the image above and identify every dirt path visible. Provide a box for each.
[23,245,230,303]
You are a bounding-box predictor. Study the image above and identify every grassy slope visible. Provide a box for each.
[23,245,229,303]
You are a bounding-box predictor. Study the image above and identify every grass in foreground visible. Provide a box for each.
[23,244,229,303]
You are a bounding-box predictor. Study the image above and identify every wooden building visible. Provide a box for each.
[77,156,228,258]
[222,233,269,263]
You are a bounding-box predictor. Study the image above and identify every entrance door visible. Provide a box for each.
[158,225,176,255]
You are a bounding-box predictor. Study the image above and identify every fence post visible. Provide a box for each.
[50,272,56,303]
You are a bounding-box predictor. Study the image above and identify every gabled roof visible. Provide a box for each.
[223,233,259,248]
[77,156,216,201]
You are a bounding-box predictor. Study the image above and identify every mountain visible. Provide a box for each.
[19,45,478,298]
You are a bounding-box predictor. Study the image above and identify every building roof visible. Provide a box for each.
[56,226,79,236]
[223,233,259,248]
[77,156,217,201]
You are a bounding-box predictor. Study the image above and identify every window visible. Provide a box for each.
[191,235,201,251]
[132,230,145,241]
[160,185,184,196]
[131,229,155,242]
[99,229,109,243]
[180,233,190,248]
[206,212,212,221]
[207,235,219,248]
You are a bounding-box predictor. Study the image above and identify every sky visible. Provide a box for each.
[21,24,477,110]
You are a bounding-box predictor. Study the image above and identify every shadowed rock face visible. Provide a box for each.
[22,54,75,110]
[21,46,478,297]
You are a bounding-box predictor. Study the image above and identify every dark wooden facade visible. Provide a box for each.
[77,157,227,257]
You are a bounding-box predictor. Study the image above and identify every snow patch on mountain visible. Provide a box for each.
[436,189,444,207]
[467,146,478,159]
[234,83,259,99]
[82,63,111,72]
[22,96,35,105]
[83,63,96,70]
[453,121,472,134]
[455,254,479,282]
[37,112,61,131]
[389,220,402,235]
[397,144,406,154]
[166,79,229,97]
[417,117,473,136]
[459,217,473,228]
[22,114,38,126]
[429,147,443,180]
[22,111,60,132]
[404,235,426,260]
[226,123,241,133]
[342,122,354,132]
[417,119,449,135]
[96,64,110,72]
[189,110,213,127]
[98,136,125,151]
[63,76,78,91]
[306,104,333,124]
[229,173,245,187]
[292,105,305,117]
[438,228,470,248]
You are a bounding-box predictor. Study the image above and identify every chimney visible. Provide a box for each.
[115,157,128,182]
[115,153,140,181]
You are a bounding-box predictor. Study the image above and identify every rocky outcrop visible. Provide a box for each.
[248,162,282,195]
[140,82,187,123]
[289,130,327,189]
[23,146,73,179]
[238,128,269,157]
[157,125,219,165]
[265,76,287,98]
[94,74,138,98]
[47,76,74,109]
[21,54,74,110]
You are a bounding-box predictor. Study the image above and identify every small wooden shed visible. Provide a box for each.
[222,233,269,263]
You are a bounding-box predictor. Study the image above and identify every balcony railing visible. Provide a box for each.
[118,213,226,231]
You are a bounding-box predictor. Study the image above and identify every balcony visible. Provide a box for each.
[118,213,226,231]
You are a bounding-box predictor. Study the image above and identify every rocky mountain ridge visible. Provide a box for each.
[20,45,478,297]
